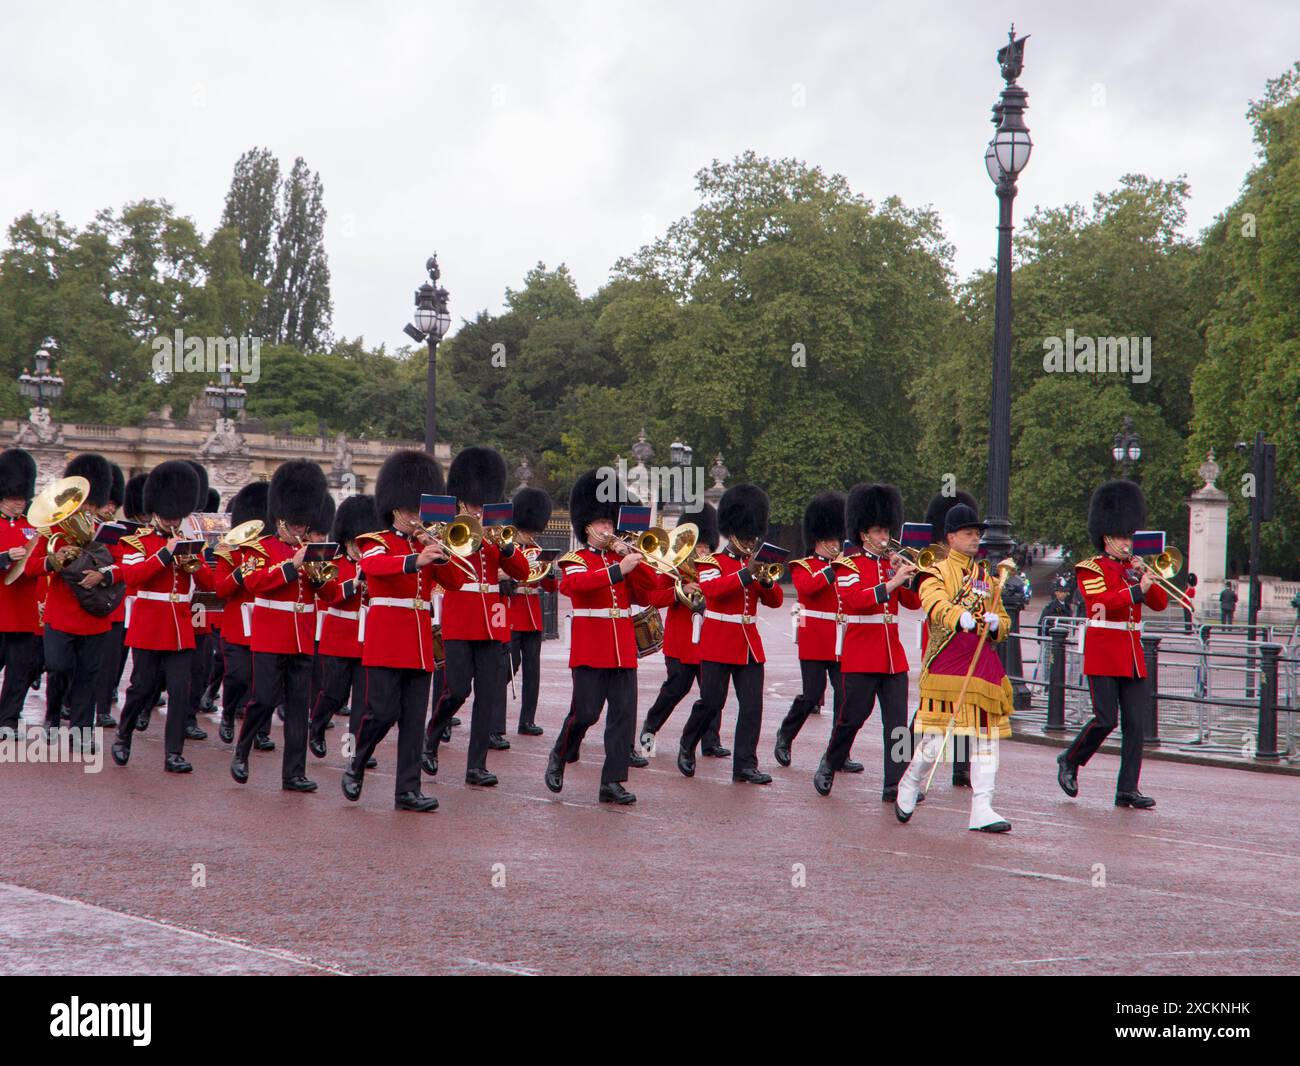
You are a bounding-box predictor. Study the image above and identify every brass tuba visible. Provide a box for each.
[6,476,94,586]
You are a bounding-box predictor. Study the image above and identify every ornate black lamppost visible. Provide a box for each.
[980,27,1032,568]
[18,338,65,409]
[404,255,452,454]
[1112,415,1142,479]
[204,360,248,423]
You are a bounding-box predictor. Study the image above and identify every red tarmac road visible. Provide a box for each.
[2,607,1297,975]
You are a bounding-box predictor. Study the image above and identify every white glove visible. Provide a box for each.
[959,611,976,631]
[983,612,1000,632]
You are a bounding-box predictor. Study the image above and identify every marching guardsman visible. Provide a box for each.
[211,481,270,746]
[774,493,856,772]
[638,502,729,758]
[343,450,447,812]
[921,489,978,789]
[197,488,226,715]
[308,493,377,761]
[894,503,1014,832]
[814,483,921,800]
[422,446,530,787]
[29,453,118,741]
[109,460,205,772]
[86,463,127,730]
[304,492,336,725]
[1057,480,1168,809]
[502,486,555,737]
[180,464,215,742]
[230,460,337,792]
[544,469,664,805]
[677,483,783,785]
[0,449,40,734]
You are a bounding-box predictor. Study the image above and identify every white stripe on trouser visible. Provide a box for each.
[897,735,1003,829]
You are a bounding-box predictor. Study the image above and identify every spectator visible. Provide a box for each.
[1219,582,1238,625]
[1183,573,1197,634]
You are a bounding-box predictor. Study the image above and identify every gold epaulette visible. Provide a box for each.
[356,531,388,547]
[212,545,235,566]
[694,552,716,566]
[122,534,148,554]
[557,551,585,567]
[1075,557,1103,576]
[792,557,816,574]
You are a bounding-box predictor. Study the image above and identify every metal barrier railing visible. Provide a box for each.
[1006,621,1298,764]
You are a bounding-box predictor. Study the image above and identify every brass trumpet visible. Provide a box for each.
[752,561,784,582]
[303,558,340,584]
[176,552,206,574]
[484,523,516,548]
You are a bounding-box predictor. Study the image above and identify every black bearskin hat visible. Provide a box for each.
[144,460,201,522]
[924,489,978,535]
[1087,479,1146,551]
[124,474,148,520]
[847,483,904,541]
[0,449,37,500]
[107,463,125,508]
[205,488,221,513]
[268,460,327,527]
[718,484,769,542]
[185,460,210,511]
[228,481,270,528]
[568,468,622,540]
[375,449,445,526]
[694,502,719,552]
[511,487,553,534]
[803,492,846,550]
[311,492,336,536]
[63,453,114,508]
[448,446,507,506]
[332,494,380,547]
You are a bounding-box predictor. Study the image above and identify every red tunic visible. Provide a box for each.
[837,552,921,675]
[1075,554,1168,678]
[243,535,337,657]
[790,555,843,662]
[559,547,664,669]
[0,514,39,634]
[113,529,196,652]
[318,557,363,660]
[694,549,783,666]
[357,530,439,671]
[506,545,557,633]
[438,540,530,642]
[27,531,112,636]
[212,542,270,647]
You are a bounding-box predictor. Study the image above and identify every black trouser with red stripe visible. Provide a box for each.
[116,647,194,757]
[1063,672,1149,794]
[0,631,38,729]
[642,656,722,748]
[44,626,110,734]
[825,671,909,786]
[354,665,430,796]
[93,621,125,723]
[204,629,226,702]
[187,632,214,721]
[778,659,845,746]
[424,638,506,773]
[682,656,764,773]
[507,630,542,731]
[553,665,636,784]
[236,651,312,781]
[309,654,364,743]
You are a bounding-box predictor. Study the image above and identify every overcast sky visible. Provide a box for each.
[4,1,1296,350]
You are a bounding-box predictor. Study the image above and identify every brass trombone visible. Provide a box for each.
[1127,546,1196,613]
[886,538,948,569]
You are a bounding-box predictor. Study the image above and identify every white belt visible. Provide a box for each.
[368,596,431,611]
[573,607,628,619]
[454,583,493,594]
[514,587,540,596]
[254,597,315,613]
[136,589,193,604]
[326,608,360,620]
[1086,618,1142,631]
[704,610,755,625]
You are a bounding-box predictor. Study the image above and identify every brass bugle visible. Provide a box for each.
[1128,546,1195,613]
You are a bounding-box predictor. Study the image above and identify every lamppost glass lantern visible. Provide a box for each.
[1112,437,1125,463]
[670,441,685,466]
[993,125,1032,176]
[984,140,1001,183]
[1127,441,1141,463]
[413,283,438,335]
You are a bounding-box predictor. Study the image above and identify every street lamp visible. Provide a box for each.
[1112,415,1141,478]
[980,25,1032,569]
[18,339,65,408]
[203,360,247,422]
[403,254,451,454]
